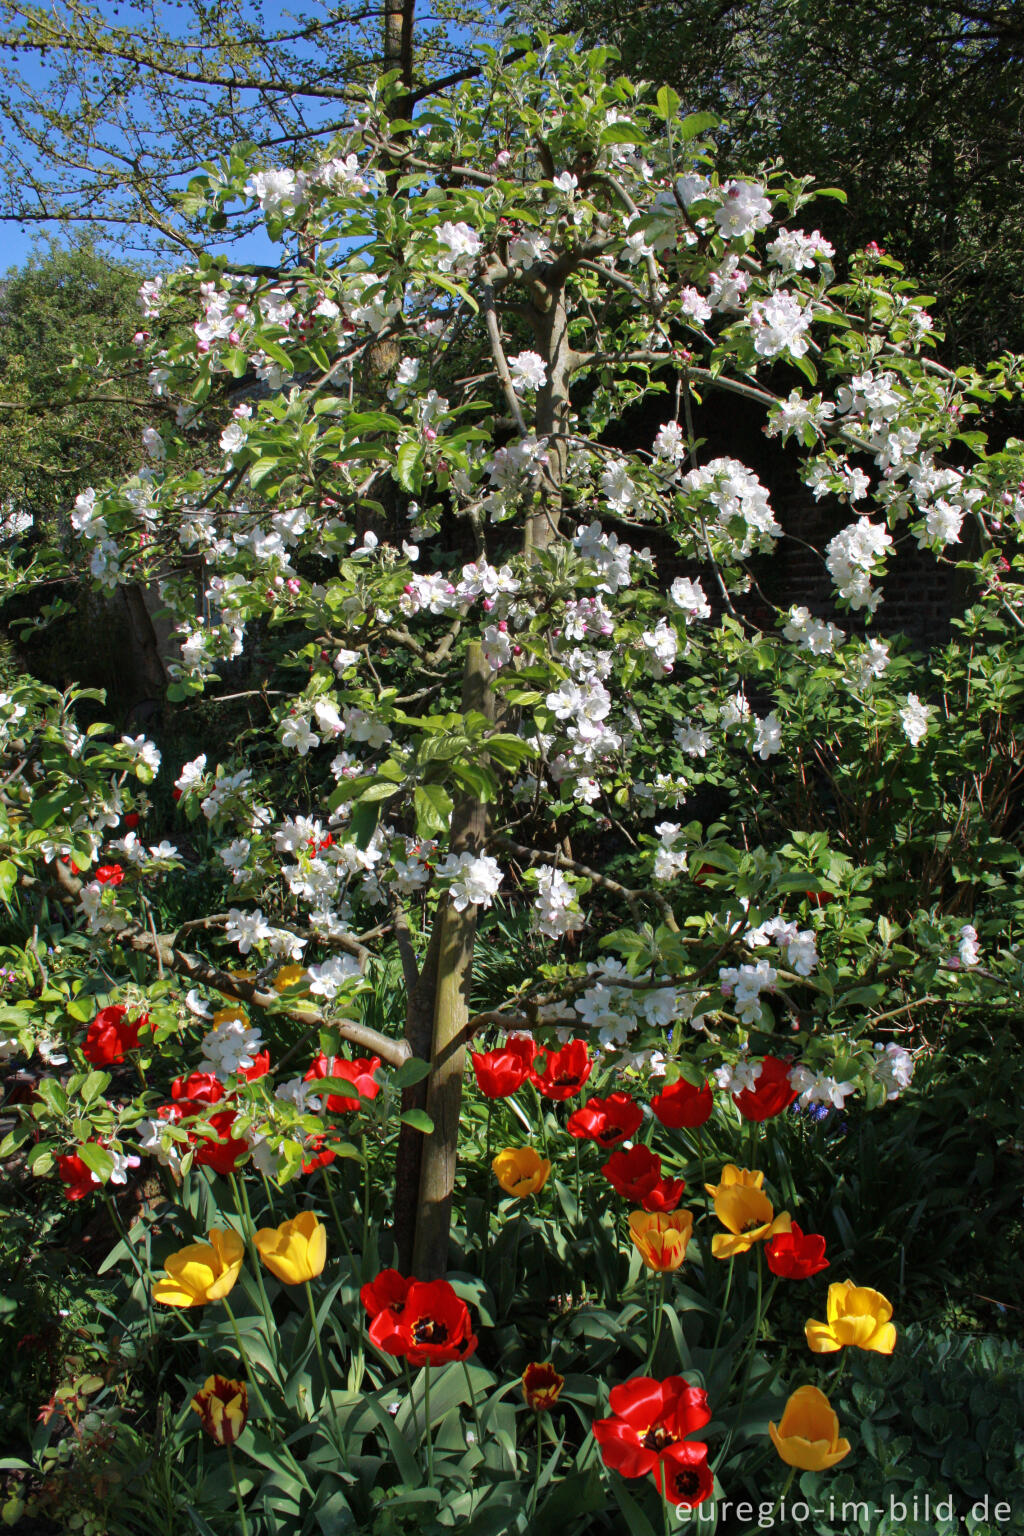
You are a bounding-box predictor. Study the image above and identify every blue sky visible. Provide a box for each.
[0,1,504,272]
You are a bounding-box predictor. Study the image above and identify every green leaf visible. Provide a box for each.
[391,1057,433,1090]
[79,1143,114,1181]
[414,783,453,836]
[0,859,18,902]
[358,780,403,803]
[452,761,497,801]
[396,440,424,493]
[400,1109,435,1134]
[679,111,719,140]
[655,85,681,121]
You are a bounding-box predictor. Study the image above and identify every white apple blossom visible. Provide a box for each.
[872,1043,916,1099]
[958,924,980,967]
[714,180,772,238]
[307,954,363,999]
[436,851,503,911]
[225,907,274,954]
[508,351,547,392]
[749,292,812,358]
[120,735,162,775]
[280,717,320,756]
[766,228,835,272]
[899,693,934,747]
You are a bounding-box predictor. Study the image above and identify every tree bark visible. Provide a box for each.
[394,642,492,1277]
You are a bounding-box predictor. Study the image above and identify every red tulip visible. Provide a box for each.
[530,1039,593,1101]
[56,1151,100,1200]
[593,1376,711,1493]
[650,1077,714,1130]
[471,1046,529,1098]
[602,1144,685,1212]
[82,1005,150,1066]
[304,1052,381,1112]
[363,1273,477,1365]
[733,1056,797,1122]
[567,1091,643,1147]
[765,1221,829,1279]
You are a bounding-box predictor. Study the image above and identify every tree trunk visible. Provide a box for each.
[394,642,493,1277]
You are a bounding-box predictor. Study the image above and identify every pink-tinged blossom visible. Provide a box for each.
[749,293,812,359]
[714,180,772,239]
[766,228,835,273]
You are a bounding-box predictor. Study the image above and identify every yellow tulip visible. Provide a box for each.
[704,1164,764,1200]
[152,1228,245,1307]
[492,1146,552,1198]
[254,1211,327,1284]
[273,965,308,993]
[769,1385,851,1471]
[805,1280,897,1354]
[191,1375,249,1446]
[213,1005,247,1028]
[629,1209,694,1272]
[711,1183,791,1259]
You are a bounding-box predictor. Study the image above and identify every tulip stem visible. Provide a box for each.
[531,1410,543,1517]
[102,1193,152,1333]
[322,1169,356,1271]
[661,1470,672,1535]
[647,1273,666,1371]
[573,1138,581,1236]
[710,1256,734,1363]
[305,1279,350,1471]
[361,1134,371,1284]
[259,1170,278,1217]
[402,1359,417,1438]
[766,1465,796,1525]
[225,1442,250,1536]
[830,1351,849,1394]
[424,1364,435,1484]
[231,1173,280,1378]
[221,1296,272,1423]
[484,1097,494,1261]
[461,1360,484,1452]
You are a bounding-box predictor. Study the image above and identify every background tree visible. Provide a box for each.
[0,239,167,700]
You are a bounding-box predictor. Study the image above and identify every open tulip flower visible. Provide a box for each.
[769,1385,851,1470]
[593,1376,712,1508]
[254,1211,327,1284]
[364,1273,477,1365]
[806,1280,897,1354]
[567,1091,643,1147]
[649,1076,714,1130]
[303,1051,381,1112]
[765,1221,830,1279]
[492,1145,551,1197]
[711,1182,791,1258]
[530,1038,593,1100]
[603,1144,685,1212]
[152,1228,245,1307]
[522,1361,564,1411]
[82,1004,151,1066]
[629,1209,694,1272]
[191,1375,249,1446]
